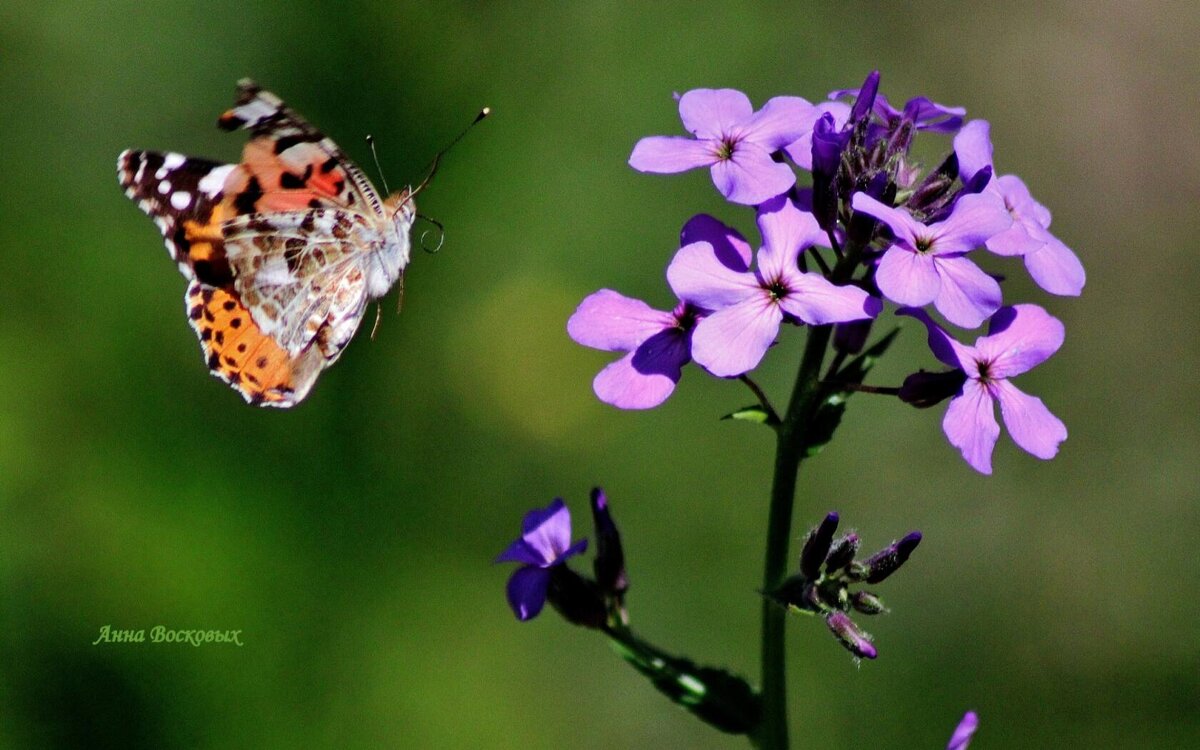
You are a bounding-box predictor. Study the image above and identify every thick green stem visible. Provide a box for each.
[754,324,834,749]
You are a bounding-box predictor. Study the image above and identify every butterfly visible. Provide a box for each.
[118,79,417,408]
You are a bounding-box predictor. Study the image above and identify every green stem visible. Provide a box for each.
[754,324,833,749]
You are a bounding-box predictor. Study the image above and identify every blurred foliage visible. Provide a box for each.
[1,1,1197,748]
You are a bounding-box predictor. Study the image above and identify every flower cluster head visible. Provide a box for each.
[496,489,628,628]
[571,70,1082,474]
[768,512,921,660]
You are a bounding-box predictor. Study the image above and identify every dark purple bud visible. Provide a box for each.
[885,119,916,160]
[848,171,892,246]
[908,154,958,213]
[811,114,848,232]
[899,369,968,408]
[850,71,881,123]
[589,487,628,599]
[547,566,607,629]
[825,611,877,659]
[824,533,860,572]
[800,512,840,579]
[864,531,922,584]
[833,320,873,355]
[850,591,888,615]
[960,164,993,196]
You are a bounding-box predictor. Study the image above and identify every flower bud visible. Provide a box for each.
[800,512,840,579]
[864,531,922,584]
[825,611,876,659]
[850,71,881,123]
[833,320,872,355]
[589,487,628,599]
[824,533,860,572]
[899,369,967,408]
[850,591,888,615]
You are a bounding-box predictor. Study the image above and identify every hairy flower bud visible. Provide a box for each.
[825,611,877,659]
[850,591,888,615]
[824,533,860,572]
[899,369,968,408]
[800,512,840,579]
[864,532,922,584]
[589,487,628,600]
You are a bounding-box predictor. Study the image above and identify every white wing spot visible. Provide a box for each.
[158,181,172,194]
[162,153,186,170]
[197,164,236,198]
[170,191,192,211]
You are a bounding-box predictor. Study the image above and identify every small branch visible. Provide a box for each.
[825,381,901,396]
[739,375,781,425]
[807,247,831,276]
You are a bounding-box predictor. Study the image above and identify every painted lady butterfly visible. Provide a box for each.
[118,79,418,408]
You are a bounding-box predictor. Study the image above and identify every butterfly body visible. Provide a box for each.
[118,79,414,407]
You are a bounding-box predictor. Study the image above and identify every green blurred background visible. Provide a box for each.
[1,1,1196,747]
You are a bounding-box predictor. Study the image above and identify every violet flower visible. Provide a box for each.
[900,305,1068,474]
[668,195,880,377]
[829,85,966,133]
[496,499,588,621]
[852,191,1012,328]
[947,711,979,750]
[629,89,815,205]
[954,120,1086,296]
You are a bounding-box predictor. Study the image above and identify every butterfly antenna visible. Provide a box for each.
[365,134,391,196]
[409,106,491,199]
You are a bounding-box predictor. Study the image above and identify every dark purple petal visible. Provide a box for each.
[931,255,1003,329]
[690,296,781,377]
[993,380,1068,460]
[849,70,881,122]
[977,304,1064,378]
[710,141,797,205]
[506,565,552,621]
[680,214,751,271]
[495,538,545,566]
[943,380,1000,475]
[739,96,817,149]
[629,136,716,173]
[953,120,993,184]
[782,101,850,169]
[876,246,941,306]
[1024,237,1086,296]
[896,307,977,371]
[902,96,966,132]
[678,88,754,138]
[667,241,759,310]
[568,289,675,352]
[947,711,979,750]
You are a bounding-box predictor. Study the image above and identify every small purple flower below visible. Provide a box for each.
[900,305,1068,474]
[947,711,979,750]
[628,89,815,205]
[668,195,880,377]
[496,499,588,621]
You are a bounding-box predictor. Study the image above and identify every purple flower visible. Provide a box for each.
[668,196,881,377]
[830,85,966,133]
[496,499,588,621]
[629,88,815,205]
[947,711,979,750]
[900,305,1068,474]
[953,121,1086,296]
[782,101,850,170]
[852,191,1012,328]
[567,215,754,408]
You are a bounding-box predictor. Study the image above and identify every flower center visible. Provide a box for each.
[766,279,789,300]
[914,235,934,254]
[975,359,993,383]
[715,136,738,161]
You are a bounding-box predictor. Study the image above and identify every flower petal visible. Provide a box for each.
[756,194,824,279]
[896,307,976,370]
[975,304,1064,378]
[710,141,797,206]
[984,220,1043,257]
[993,380,1067,460]
[668,241,759,309]
[680,214,751,271]
[928,192,1012,255]
[943,380,1000,475]
[947,711,979,750]
[629,136,717,174]
[932,255,1002,329]
[953,120,993,184]
[678,88,753,139]
[568,289,675,352]
[783,101,850,169]
[520,498,573,563]
[851,193,924,248]
[690,297,781,377]
[506,566,551,621]
[495,538,545,566]
[1024,237,1086,296]
[594,331,689,409]
[739,96,816,149]
[876,246,941,306]
[903,96,966,132]
[779,273,881,325]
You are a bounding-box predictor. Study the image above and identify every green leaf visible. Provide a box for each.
[799,328,900,457]
[609,633,761,735]
[721,405,773,425]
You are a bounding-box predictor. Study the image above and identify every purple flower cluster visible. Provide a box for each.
[569,72,1083,474]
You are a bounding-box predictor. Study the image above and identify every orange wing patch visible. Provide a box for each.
[185,281,322,407]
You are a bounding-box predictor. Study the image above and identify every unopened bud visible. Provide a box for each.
[850,71,881,123]
[825,611,877,659]
[825,533,860,572]
[833,320,873,355]
[589,487,628,599]
[547,567,607,629]
[850,591,888,615]
[899,369,967,408]
[864,531,922,584]
[800,512,840,579]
